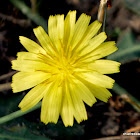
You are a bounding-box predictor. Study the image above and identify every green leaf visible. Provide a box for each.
[107,30,140,63]
[124,0,140,16]
[0,126,50,140]
[0,94,23,116]
[23,121,84,139]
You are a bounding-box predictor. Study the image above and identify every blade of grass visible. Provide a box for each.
[0,102,41,124]
[113,83,140,112]
[9,0,48,31]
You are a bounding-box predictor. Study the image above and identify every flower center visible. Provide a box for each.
[58,56,72,75]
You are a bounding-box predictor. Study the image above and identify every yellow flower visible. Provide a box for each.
[11,10,120,127]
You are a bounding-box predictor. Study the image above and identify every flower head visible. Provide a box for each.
[11,10,120,127]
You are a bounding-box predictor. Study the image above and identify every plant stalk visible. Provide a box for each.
[0,102,41,124]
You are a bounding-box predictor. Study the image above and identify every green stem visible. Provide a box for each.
[102,4,107,32]
[10,0,48,31]
[0,102,41,124]
[113,83,140,112]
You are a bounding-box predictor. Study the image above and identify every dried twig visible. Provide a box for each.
[0,71,16,81]
[30,0,37,13]
[98,0,107,23]
[97,0,108,32]
[0,13,31,27]
[121,94,140,111]
[113,83,140,113]
[92,135,140,140]
[126,126,140,133]
[10,0,48,31]
[0,83,11,92]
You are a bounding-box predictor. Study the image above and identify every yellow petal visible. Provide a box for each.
[41,80,62,124]
[72,78,97,106]
[48,15,57,43]
[12,60,51,72]
[70,13,91,50]
[77,78,112,102]
[63,10,76,47]
[73,20,102,53]
[61,81,74,127]
[83,41,117,62]
[87,60,121,74]
[89,84,112,103]
[61,77,95,126]
[55,15,64,51]
[17,52,42,61]
[75,72,115,89]
[17,52,54,66]
[56,15,64,40]
[19,36,46,54]
[33,26,56,54]
[68,81,87,123]
[11,71,51,93]
[48,15,64,51]
[79,32,107,57]
[18,82,50,111]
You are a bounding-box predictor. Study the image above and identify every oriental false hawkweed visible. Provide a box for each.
[11,10,120,127]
